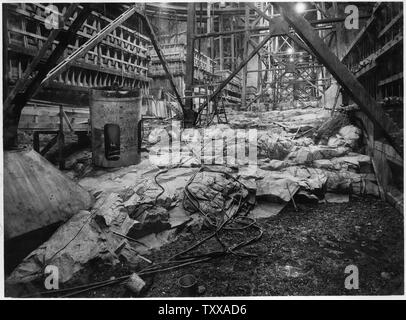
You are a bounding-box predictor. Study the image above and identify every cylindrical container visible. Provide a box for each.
[90,88,142,167]
[178,274,198,297]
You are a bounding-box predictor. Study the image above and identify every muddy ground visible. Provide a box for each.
[55,195,403,297]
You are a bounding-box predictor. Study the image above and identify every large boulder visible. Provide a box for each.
[183,168,249,224]
[7,210,112,285]
[256,172,300,202]
[339,125,361,148]
[4,149,93,240]
[260,159,291,171]
[127,206,170,239]
[258,134,293,160]
[287,146,349,164]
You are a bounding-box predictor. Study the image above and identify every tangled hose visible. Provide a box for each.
[29,166,263,298]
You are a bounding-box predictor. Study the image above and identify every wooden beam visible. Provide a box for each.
[194,26,282,39]
[248,3,314,55]
[197,32,274,116]
[247,89,268,109]
[3,5,9,101]
[42,5,138,85]
[278,3,403,156]
[207,2,214,58]
[33,132,40,152]
[241,5,250,110]
[184,2,196,127]
[58,106,65,170]
[11,6,91,105]
[193,16,352,39]
[62,110,75,132]
[40,134,58,156]
[3,4,78,111]
[219,14,224,70]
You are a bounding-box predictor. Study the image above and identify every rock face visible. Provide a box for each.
[287,146,349,164]
[339,125,361,147]
[259,159,290,171]
[7,210,110,284]
[258,133,293,160]
[3,148,93,240]
[183,168,250,225]
[6,105,379,292]
[127,206,170,239]
[6,165,200,286]
[256,172,300,202]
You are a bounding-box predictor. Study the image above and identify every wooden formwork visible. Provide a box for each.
[5,3,151,93]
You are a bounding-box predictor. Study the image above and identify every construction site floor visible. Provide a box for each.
[63,195,403,297]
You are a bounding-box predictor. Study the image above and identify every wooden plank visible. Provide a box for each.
[378,72,403,86]
[40,134,58,156]
[19,103,89,132]
[278,2,403,157]
[21,105,89,117]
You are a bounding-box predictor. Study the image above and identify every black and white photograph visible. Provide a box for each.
[1,1,404,301]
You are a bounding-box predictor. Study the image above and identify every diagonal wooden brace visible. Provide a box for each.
[277,2,402,157]
[140,13,185,112]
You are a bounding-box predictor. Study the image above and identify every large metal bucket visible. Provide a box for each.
[90,88,142,167]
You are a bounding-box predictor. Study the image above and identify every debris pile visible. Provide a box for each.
[6,105,382,297]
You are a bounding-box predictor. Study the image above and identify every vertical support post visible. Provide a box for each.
[278,2,402,155]
[143,14,185,111]
[58,106,65,170]
[257,53,262,111]
[219,14,224,70]
[332,2,340,57]
[3,4,9,101]
[207,2,213,58]
[184,2,196,127]
[241,4,250,110]
[33,132,40,152]
[231,18,235,70]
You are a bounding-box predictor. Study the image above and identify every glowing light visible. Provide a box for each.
[287,47,294,54]
[295,3,306,14]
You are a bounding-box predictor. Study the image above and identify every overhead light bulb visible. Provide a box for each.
[295,3,306,14]
[287,48,294,54]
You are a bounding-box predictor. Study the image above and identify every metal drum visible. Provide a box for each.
[90,88,142,167]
